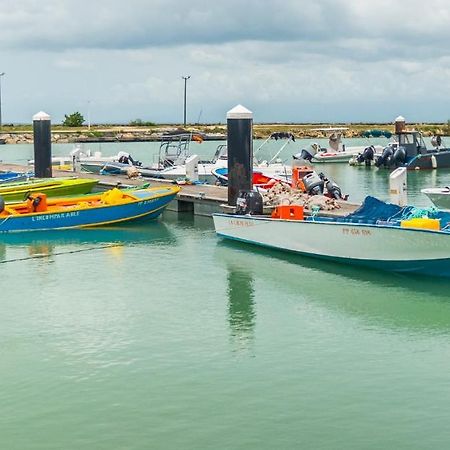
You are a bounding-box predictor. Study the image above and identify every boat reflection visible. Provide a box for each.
[227,267,256,351]
[0,222,176,263]
[215,240,450,334]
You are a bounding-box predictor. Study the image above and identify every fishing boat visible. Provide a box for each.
[213,195,450,277]
[0,177,98,202]
[421,187,450,210]
[0,185,179,232]
[350,118,450,170]
[0,170,33,184]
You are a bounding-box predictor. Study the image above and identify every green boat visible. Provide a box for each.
[0,177,99,202]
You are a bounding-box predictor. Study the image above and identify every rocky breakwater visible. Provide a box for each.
[0,130,164,145]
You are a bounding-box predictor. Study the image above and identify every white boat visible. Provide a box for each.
[298,128,386,163]
[145,134,292,183]
[29,144,121,168]
[312,145,384,163]
[213,196,450,277]
[422,187,450,210]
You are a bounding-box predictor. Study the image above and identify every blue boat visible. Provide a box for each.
[0,171,33,184]
[0,185,179,232]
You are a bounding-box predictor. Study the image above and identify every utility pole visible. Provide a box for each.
[182,75,190,127]
[0,72,5,130]
[87,100,91,130]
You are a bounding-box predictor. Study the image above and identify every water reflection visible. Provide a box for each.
[0,221,176,263]
[216,239,450,335]
[227,267,256,350]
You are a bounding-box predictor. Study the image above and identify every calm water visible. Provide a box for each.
[2,140,450,449]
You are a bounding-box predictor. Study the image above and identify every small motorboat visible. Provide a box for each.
[421,187,450,210]
[213,194,450,278]
[298,129,385,164]
[0,171,34,184]
[0,177,98,202]
[0,185,180,232]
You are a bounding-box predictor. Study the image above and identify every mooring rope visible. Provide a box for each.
[0,243,121,264]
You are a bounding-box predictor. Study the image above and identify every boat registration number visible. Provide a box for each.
[342,227,372,236]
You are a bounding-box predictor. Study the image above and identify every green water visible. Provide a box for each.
[2,141,450,449]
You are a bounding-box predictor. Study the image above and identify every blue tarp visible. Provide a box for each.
[343,196,450,228]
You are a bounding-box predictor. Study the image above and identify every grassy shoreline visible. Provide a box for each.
[1,122,449,144]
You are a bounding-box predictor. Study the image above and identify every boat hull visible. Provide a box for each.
[406,151,450,170]
[312,146,383,163]
[213,214,450,277]
[0,178,98,202]
[0,186,178,232]
[421,188,450,209]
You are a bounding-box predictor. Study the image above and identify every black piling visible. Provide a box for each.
[33,111,52,178]
[227,105,253,206]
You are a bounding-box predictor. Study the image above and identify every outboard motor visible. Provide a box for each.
[393,146,406,164]
[294,149,313,162]
[325,178,343,199]
[356,145,375,166]
[235,190,263,215]
[0,195,4,213]
[375,145,394,168]
[302,172,324,195]
[431,135,442,148]
[295,143,320,162]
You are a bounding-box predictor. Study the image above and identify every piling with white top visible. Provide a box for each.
[227,105,253,206]
[33,111,52,178]
[389,167,407,206]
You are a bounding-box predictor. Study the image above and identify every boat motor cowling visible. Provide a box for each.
[356,145,375,165]
[0,195,4,213]
[302,172,324,195]
[375,145,394,168]
[325,178,343,199]
[393,147,406,164]
[294,149,314,162]
[235,190,263,215]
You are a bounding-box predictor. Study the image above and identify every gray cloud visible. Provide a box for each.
[1,0,450,123]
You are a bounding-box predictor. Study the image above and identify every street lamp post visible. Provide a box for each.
[0,72,5,130]
[182,75,190,127]
[87,100,91,130]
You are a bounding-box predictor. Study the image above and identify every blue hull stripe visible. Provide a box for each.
[217,233,450,278]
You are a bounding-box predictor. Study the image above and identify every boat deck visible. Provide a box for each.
[0,163,360,217]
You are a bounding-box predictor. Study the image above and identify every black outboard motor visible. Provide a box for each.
[393,146,406,164]
[375,145,394,168]
[302,172,324,195]
[294,149,314,162]
[325,178,343,199]
[235,190,263,215]
[0,195,4,213]
[356,145,375,166]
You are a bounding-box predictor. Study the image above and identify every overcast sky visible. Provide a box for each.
[1,0,450,124]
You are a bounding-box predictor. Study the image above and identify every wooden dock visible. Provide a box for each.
[0,163,359,217]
